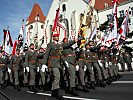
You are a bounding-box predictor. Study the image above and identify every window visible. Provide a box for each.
[130,7,133,16]
[62,4,66,12]
[41,25,44,29]
[119,10,124,17]
[30,25,33,29]
[129,18,131,25]
[107,14,112,21]
[104,3,108,8]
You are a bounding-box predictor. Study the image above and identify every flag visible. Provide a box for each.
[52,8,60,32]
[89,26,97,40]
[12,40,19,55]
[117,10,129,42]
[106,0,118,44]
[3,29,13,54]
[3,29,13,47]
[19,19,24,37]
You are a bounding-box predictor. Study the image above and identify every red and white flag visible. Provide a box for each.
[106,0,118,44]
[12,40,19,55]
[3,29,13,54]
[117,10,129,42]
[52,7,60,32]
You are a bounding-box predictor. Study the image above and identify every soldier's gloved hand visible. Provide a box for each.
[75,65,79,71]
[37,67,40,72]
[26,67,29,72]
[84,65,87,71]
[65,61,69,68]
[41,65,47,72]
[23,68,25,72]
[8,68,11,73]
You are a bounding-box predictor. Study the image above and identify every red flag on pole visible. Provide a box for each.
[52,8,60,32]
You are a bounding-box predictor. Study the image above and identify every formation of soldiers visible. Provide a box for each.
[0,33,132,100]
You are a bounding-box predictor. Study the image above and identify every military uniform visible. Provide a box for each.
[25,49,38,91]
[10,53,22,90]
[119,53,125,72]
[62,45,79,95]
[124,52,133,71]
[77,48,89,92]
[0,54,7,88]
[44,40,76,90]
[37,51,46,87]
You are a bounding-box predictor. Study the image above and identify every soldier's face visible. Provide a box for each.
[89,42,94,46]
[39,49,44,52]
[53,36,59,41]
[64,38,68,43]
[86,45,90,49]
[0,53,2,57]
[16,50,20,54]
[30,45,34,50]
[1,52,5,55]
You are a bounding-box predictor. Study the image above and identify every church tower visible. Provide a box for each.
[26,3,46,48]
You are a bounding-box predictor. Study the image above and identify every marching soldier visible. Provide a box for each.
[9,48,22,91]
[62,38,79,96]
[37,47,47,91]
[43,33,78,100]
[77,46,89,92]
[0,50,7,89]
[123,52,133,71]
[25,43,38,92]
[22,43,29,86]
[86,41,106,87]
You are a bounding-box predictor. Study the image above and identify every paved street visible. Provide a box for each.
[0,71,133,100]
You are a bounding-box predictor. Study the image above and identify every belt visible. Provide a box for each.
[29,60,36,63]
[86,60,92,62]
[79,58,85,61]
[63,54,75,57]
[50,56,60,59]
[0,64,5,66]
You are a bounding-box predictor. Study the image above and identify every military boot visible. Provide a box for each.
[70,87,79,96]
[82,85,89,92]
[90,81,96,89]
[51,89,64,100]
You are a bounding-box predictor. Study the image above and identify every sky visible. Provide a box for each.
[0,0,52,45]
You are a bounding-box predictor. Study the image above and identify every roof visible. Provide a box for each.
[27,3,46,25]
[94,0,128,11]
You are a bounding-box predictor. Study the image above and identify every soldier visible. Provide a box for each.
[9,48,22,91]
[0,50,7,89]
[118,51,125,72]
[43,33,78,100]
[62,38,79,96]
[98,46,111,85]
[77,46,90,92]
[22,43,29,86]
[37,47,47,91]
[123,52,133,71]
[86,41,106,87]
[25,43,38,92]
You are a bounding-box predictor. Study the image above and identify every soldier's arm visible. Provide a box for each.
[43,43,52,65]
[25,51,29,67]
[37,52,46,58]
[9,56,13,69]
[62,40,76,49]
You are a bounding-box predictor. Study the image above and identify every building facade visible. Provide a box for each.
[25,3,46,48]
[95,0,133,48]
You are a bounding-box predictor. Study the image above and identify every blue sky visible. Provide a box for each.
[0,0,52,45]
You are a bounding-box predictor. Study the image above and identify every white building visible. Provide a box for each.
[95,0,133,48]
[26,0,99,48]
[25,3,46,48]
